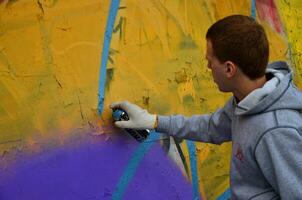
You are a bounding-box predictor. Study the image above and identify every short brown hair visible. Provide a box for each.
[206,15,269,80]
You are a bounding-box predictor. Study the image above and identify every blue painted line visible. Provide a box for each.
[186,140,201,200]
[98,0,120,115]
[251,0,256,19]
[217,188,231,200]
[112,131,160,200]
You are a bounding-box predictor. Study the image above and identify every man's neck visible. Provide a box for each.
[233,75,267,101]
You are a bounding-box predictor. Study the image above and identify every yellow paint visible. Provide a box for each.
[276,0,302,88]
[0,0,109,152]
[1,0,301,199]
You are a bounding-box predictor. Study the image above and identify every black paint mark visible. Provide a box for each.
[56,27,71,32]
[175,140,189,175]
[142,90,150,108]
[37,0,44,14]
[38,0,58,8]
[105,68,114,92]
[113,17,126,41]
[108,48,119,64]
[53,75,62,89]
[77,93,84,121]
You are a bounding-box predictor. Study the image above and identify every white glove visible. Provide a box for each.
[110,101,157,130]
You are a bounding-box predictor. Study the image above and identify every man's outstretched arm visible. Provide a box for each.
[110,100,233,144]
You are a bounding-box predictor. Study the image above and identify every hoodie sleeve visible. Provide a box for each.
[255,127,302,199]
[155,100,233,144]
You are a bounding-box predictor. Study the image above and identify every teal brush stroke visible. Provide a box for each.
[187,140,201,200]
[251,0,256,19]
[112,132,160,200]
[217,188,231,200]
[98,0,120,115]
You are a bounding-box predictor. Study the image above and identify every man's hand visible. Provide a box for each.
[109,101,157,130]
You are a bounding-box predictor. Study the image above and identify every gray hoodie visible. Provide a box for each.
[156,61,302,199]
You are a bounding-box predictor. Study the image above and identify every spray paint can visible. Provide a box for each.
[112,108,150,142]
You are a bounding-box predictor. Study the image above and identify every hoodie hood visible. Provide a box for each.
[235,61,302,115]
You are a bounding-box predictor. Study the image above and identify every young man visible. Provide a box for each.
[110,15,302,199]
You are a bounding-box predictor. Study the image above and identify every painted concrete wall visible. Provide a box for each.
[0,0,301,199]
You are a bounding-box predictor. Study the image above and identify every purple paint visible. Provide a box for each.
[0,134,193,200]
[124,143,194,200]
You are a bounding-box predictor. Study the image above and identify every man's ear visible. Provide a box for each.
[225,61,237,78]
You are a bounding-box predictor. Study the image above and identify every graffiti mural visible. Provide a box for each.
[0,0,301,199]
